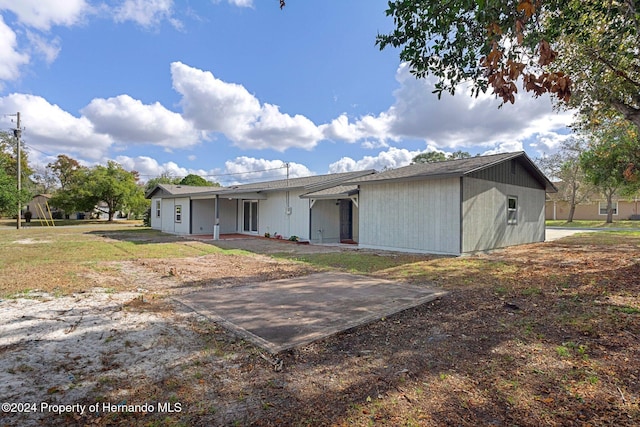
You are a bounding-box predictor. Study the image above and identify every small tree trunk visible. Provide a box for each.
[108,210,114,222]
[606,194,614,223]
[567,204,576,223]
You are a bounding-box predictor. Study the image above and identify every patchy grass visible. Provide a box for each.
[272,251,435,274]
[554,230,640,245]
[0,226,249,297]
[546,220,640,228]
[0,218,143,228]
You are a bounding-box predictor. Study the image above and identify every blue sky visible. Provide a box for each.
[0,0,573,185]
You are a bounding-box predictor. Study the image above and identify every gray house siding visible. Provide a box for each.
[151,197,162,230]
[462,177,545,252]
[358,178,461,254]
[309,199,341,243]
[468,159,546,190]
[218,199,238,234]
[191,199,215,234]
[159,197,190,234]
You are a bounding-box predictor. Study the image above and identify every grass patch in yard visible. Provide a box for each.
[272,252,432,274]
[546,220,640,228]
[554,230,640,246]
[0,226,250,297]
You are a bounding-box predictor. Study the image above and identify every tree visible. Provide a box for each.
[179,174,219,187]
[145,172,181,192]
[374,0,639,129]
[0,167,29,216]
[0,131,33,216]
[580,118,639,223]
[537,137,595,222]
[84,161,145,222]
[1,131,33,187]
[549,3,640,129]
[31,164,59,194]
[412,150,471,164]
[47,154,83,191]
[412,151,447,164]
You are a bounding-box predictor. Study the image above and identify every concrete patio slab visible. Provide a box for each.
[174,272,447,353]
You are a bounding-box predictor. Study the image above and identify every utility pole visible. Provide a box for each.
[13,112,21,230]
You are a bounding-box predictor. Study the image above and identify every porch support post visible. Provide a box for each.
[213,194,220,240]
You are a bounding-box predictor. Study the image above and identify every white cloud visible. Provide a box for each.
[325,63,574,154]
[0,16,29,83]
[171,62,323,152]
[328,146,423,173]
[81,94,202,148]
[0,93,112,160]
[113,0,181,29]
[220,156,313,185]
[114,155,193,180]
[227,0,253,7]
[25,30,61,64]
[481,141,525,156]
[113,155,313,186]
[0,0,89,30]
[321,112,395,144]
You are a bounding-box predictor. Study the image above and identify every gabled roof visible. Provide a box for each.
[145,184,219,199]
[145,170,377,199]
[347,151,556,192]
[220,170,375,193]
[300,185,359,199]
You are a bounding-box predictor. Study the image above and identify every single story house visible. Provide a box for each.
[146,151,556,255]
[546,197,640,221]
[24,194,59,219]
[146,170,376,243]
[24,194,110,220]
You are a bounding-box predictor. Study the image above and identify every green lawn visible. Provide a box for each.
[546,219,640,228]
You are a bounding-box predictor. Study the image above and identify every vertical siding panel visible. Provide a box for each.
[359,178,460,254]
[191,199,215,234]
[310,200,340,243]
[462,177,545,252]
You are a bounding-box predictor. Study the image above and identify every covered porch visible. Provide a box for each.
[302,185,360,244]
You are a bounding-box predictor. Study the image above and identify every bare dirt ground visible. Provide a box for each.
[1,235,639,426]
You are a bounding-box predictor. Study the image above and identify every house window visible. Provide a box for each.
[599,201,618,216]
[175,205,182,223]
[156,200,161,217]
[507,196,518,225]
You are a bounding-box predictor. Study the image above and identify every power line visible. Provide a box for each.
[136,164,289,179]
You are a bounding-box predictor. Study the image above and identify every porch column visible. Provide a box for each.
[213,194,220,240]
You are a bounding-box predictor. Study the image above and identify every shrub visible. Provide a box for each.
[143,208,151,227]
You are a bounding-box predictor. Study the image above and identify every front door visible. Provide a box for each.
[339,199,352,241]
[243,200,258,233]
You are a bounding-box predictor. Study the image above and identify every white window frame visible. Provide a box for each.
[156,200,161,218]
[175,204,182,223]
[598,201,618,216]
[507,196,518,225]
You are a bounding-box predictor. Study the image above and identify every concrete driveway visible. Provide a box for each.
[174,272,446,354]
[545,227,601,241]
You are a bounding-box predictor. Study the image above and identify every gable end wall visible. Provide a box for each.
[468,159,545,190]
[358,178,461,254]
[462,177,545,252]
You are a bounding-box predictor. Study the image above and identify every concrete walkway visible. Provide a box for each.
[174,272,446,354]
[545,227,601,241]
